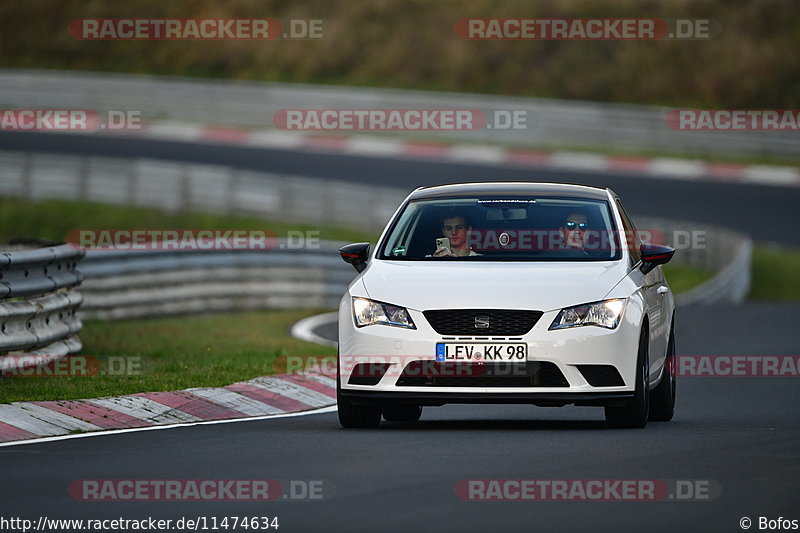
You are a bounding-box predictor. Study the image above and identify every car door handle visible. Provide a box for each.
[657,286,670,295]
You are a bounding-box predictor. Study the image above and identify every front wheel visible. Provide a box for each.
[648,323,676,422]
[605,326,650,429]
[337,354,381,428]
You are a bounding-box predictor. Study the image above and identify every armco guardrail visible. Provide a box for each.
[0,243,84,362]
[0,151,408,233]
[637,217,753,306]
[0,69,796,157]
[674,238,752,306]
[78,245,354,320]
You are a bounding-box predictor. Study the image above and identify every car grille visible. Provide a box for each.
[396,361,569,387]
[423,309,543,336]
[576,365,625,387]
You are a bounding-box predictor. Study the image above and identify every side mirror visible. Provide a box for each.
[339,242,370,273]
[640,244,675,275]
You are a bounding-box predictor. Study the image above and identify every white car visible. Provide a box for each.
[337,182,676,429]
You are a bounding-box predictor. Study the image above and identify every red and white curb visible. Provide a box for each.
[110,120,800,188]
[0,370,336,445]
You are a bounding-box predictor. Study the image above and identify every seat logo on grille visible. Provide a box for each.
[474,316,490,329]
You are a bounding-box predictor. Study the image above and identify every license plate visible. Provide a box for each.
[435,343,527,362]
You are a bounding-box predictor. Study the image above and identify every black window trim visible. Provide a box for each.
[376,194,623,263]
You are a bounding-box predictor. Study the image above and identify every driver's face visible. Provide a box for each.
[442,216,468,248]
[561,214,588,248]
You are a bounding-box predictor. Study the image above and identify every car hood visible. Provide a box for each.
[360,260,629,313]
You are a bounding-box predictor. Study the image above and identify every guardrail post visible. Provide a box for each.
[226,168,238,215]
[126,160,137,206]
[78,156,89,201]
[21,152,32,200]
[179,166,192,212]
[322,182,334,224]
[279,175,293,221]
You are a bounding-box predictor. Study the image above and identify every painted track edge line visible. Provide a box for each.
[291,311,338,348]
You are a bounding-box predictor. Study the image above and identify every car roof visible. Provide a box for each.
[408,182,613,201]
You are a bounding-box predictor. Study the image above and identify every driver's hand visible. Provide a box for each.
[433,247,455,257]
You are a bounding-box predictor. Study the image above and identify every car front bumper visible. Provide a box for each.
[338,298,644,402]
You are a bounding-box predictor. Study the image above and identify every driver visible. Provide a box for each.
[559,212,589,250]
[433,214,479,257]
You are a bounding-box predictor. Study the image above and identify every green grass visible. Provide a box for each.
[0,197,377,245]
[664,245,800,300]
[0,310,337,404]
[662,263,714,294]
[750,245,800,301]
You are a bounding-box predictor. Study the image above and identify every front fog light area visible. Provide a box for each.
[549,299,626,330]
[352,297,416,329]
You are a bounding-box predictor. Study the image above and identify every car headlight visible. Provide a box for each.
[549,299,626,330]
[352,297,416,329]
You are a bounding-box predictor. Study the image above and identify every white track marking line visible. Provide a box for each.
[146,121,203,141]
[345,137,405,157]
[649,158,705,179]
[549,152,610,171]
[89,396,202,424]
[0,406,337,448]
[741,166,800,186]
[187,387,284,416]
[288,312,339,387]
[290,312,338,348]
[246,130,307,149]
[447,145,506,164]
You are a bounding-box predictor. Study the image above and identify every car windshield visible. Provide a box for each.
[378,196,621,261]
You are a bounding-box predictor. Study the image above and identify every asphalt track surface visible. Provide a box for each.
[0,132,798,532]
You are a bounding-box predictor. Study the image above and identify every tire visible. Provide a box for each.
[649,323,676,422]
[605,325,650,429]
[337,354,381,429]
[382,404,423,422]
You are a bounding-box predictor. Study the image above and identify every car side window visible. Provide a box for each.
[614,197,641,264]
